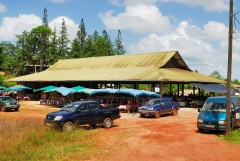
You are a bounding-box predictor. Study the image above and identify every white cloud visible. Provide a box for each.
[0,14,42,41]
[0,14,78,42]
[0,3,6,13]
[49,16,78,41]
[100,4,171,33]
[128,20,232,78]
[160,0,228,12]
[47,0,66,4]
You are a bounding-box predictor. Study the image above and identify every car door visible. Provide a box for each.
[75,104,90,125]
[87,103,101,124]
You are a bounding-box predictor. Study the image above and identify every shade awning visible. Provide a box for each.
[192,83,236,93]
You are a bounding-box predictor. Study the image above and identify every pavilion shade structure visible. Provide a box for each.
[6,51,224,84]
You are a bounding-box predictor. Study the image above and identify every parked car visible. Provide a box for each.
[0,96,20,112]
[138,98,180,118]
[197,96,240,132]
[45,100,121,131]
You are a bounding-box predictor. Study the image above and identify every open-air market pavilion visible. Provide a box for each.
[7,51,225,99]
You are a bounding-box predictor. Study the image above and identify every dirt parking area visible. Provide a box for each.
[1,101,240,161]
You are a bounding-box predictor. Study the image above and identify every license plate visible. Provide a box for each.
[205,124,215,128]
[236,113,240,119]
[45,123,51,126]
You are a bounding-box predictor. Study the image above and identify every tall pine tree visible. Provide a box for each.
[42,7,48,28]
[114,29,126,55]
[58,18,70,58]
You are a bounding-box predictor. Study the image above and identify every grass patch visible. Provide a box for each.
[0,118,97,161]
[222,129,240,143]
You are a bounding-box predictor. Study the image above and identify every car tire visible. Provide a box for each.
[63,121,75,132]
[103,118,113,128]
[1,107,6,112]
[172,108,177,116]
[154,111,160,118]
[15,108,19,111]
[198,128,204,133]
[140,113,145,118]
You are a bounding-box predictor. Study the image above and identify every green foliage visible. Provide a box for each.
[222,129,240,143]
[210,71,224,80]
[114,29,126,55]
[58,18,70,58]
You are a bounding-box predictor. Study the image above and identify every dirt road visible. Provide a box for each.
[1,101,240,161]
[112,108,240,161]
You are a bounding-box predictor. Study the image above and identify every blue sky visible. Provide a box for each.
[0,0,240,81]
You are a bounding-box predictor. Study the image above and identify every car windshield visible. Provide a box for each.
[60,104,79,112]
[0,97,14,102]
[146,99,161,105]
[202,102,228,112]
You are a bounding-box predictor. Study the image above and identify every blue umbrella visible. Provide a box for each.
[6,85,32,91]
[74,88,97,95]
[91,88,119,95]
[44,86,75,96]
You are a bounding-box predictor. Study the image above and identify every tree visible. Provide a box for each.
[31,25,52,71]
[42,7,48,28]
[77,18,87,50]
[210,71,223,80]
[0,42,18,75]
[58,18,70,58]
[102,30,113,56]
[16,30,36,75]
[114,29,126,55]
[48,27,58,64]
[69,38,81,58]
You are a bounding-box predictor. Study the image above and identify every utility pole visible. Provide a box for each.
[226,0,233,137]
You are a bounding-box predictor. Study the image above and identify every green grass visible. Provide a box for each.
[222,129,240,143]
[0,118,97,161]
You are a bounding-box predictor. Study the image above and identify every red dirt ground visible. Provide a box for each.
[1,101,240,161]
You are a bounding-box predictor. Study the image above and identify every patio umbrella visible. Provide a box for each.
[6,85,32,91]
[91,88,119,95]
[34,85,57,92]
[44,86,75,96]
[116,89,147,97]
[71,85,86,91]
[74,88,97,95]
[0,85,6,90]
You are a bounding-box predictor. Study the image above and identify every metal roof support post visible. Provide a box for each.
[152,84,155,92]
[181,83,184,100]
[159,82,163,98]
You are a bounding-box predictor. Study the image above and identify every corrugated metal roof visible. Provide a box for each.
[6,51,224,83]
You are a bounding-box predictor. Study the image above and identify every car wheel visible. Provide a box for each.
[154,111,160,118]
[90,124,97,129]
[63,122,75,132]
[1,107,6,112]
[198,128,204,133]
[172,108,177,116]
[15,108,19,111]
[140,113,145,118]
[103,118,112,128]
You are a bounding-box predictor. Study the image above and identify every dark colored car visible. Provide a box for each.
[45,101,121,131]
[138,98,179,118]
[0,96,20,112]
